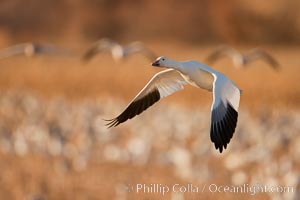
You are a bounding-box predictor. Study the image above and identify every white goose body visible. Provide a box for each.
[178,60,216,90]
[110,44,125,61]
[106,56,242,153]
[82,38,157,62]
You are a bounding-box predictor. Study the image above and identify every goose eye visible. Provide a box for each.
[162,58,165,61]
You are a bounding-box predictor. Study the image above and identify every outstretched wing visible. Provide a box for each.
[0,43,74,59]
[210,72,241,153]
[81,38,118,62]
[34,43,75,57]
[125,41,158,61]
[245,48,280,70]
[204,45,242,65]
[0,43,33,59]
[105,69,188,128]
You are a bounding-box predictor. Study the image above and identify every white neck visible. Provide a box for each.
[165,58,183,71]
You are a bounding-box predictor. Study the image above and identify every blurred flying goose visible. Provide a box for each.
[0,42,74,59]
[106,56,242,153]
[205,45,280,70]
[82,38,157,62]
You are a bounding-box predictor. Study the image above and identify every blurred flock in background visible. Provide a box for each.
[0,0,299,199]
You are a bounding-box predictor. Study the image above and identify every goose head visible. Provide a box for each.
[152,56,177,68]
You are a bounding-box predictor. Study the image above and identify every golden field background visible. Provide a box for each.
[0,1,300,200]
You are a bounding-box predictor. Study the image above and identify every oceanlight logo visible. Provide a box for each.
[208,183,294,195]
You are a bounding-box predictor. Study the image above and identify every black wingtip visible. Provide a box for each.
[104,118,120,128]
[210,102,238,153]
[81,54,92,63]
[219,147,223,153]
[104,88,161,129]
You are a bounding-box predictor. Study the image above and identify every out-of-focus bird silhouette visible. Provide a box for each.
[81,38,157,62]
[0,42,74,59]
[204,45,280,71]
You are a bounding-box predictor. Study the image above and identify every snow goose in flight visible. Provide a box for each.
[205,45,280,70]
[106,56,242,153]
[0,42,74,59]
[82,38,157,62]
